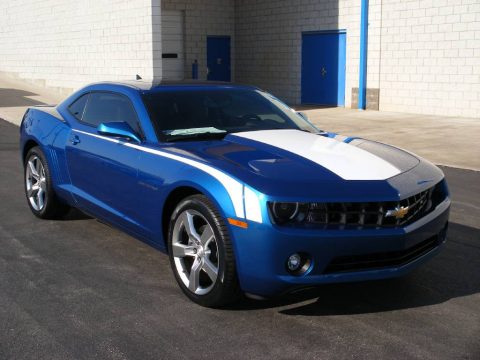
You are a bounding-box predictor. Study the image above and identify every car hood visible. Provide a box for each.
[162,129,434,200]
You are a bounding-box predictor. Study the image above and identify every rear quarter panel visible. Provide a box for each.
[20,107,74,206]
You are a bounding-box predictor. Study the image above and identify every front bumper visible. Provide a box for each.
[231,198,450,297]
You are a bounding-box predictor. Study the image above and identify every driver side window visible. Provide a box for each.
[81,92,142,135]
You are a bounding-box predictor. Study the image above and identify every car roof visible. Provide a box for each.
[88,80,259,92]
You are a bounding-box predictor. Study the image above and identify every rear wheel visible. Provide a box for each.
[168,195,240,307]
[24,147,70,219]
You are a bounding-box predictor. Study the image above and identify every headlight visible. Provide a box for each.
[269,202,308,224]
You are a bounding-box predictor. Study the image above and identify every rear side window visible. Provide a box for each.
[82,92,142,134]
[68,93,89,120]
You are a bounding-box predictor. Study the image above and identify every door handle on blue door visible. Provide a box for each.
[70,135,80,145]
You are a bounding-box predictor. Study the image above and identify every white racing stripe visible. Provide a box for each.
[72,130,257,221]
[244,186,263,223]
[232,130,401,180]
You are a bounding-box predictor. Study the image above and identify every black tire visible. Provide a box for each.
[24,146,70,219]
[168,194,241,307]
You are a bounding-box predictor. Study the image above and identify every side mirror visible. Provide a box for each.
[296,111,309,121]
[97,122,141,143]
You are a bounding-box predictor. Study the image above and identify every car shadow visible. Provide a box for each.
[61,207,92,221]
[228,222,480,315]
[0,88,48,107]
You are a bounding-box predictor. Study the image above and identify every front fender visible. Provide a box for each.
[167,166,241,220]
[135,145,266,250]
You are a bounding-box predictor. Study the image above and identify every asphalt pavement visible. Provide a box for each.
[0,119,479,359]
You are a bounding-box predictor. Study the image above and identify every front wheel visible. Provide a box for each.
[168,195,241,307]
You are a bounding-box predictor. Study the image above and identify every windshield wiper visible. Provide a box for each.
[164,132,228,142]
[296,128,329,136]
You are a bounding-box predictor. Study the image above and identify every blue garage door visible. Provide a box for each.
[301,31,346,106]
[207,36,231,81]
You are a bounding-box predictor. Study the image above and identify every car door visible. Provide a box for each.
[65,91,145,232]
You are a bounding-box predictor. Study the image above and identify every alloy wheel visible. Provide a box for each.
[25,155,47,211]
[171,209,219,295]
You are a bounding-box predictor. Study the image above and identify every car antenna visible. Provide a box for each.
[136,74,142,80]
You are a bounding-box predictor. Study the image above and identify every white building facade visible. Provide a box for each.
[0,0,479,117]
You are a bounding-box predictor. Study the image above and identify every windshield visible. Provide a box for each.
[141,88,319,141]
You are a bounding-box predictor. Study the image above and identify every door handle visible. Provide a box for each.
[70,135,80,145]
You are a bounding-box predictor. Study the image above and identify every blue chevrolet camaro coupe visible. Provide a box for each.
[20,81,450,307]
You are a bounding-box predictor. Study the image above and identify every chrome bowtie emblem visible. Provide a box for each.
[385,206,410,219]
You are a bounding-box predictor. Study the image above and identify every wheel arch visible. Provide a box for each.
[22,139,40,162]
[161,186,203,251]
[160,182,236,253]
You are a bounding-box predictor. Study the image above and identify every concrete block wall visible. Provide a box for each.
[0,0,478,118]
[235,0,360,106]
[368,0,480,117]
[235,0,480,117]
[161,0,235,80]
[0,0,158,94]
[152,0,163,83]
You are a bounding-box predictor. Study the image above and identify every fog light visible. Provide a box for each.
[286,252,312,276]
[287,253,302,271]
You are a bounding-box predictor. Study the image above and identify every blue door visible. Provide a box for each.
[301,32,346,106]
[65,92,145,234]
[207,36,231,81]
[65,123,142,235]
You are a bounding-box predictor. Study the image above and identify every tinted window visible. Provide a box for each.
[141,89,318,140]
[82,92,141,133]
[68,93,89,120]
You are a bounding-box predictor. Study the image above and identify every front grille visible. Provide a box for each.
[307,189,430,228]
[304,181,446,229]
[323,235,440,274]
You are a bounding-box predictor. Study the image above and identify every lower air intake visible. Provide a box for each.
[323,235,440,274]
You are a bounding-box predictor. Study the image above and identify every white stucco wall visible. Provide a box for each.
[0,0,159,94]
